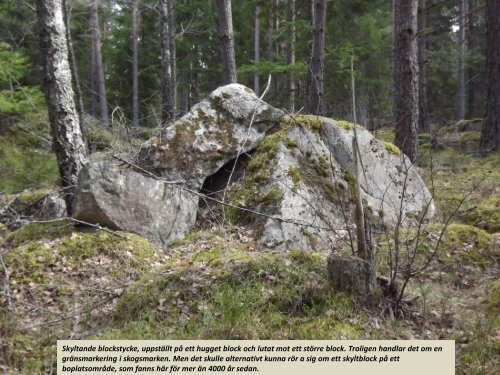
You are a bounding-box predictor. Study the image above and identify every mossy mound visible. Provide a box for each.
[467,197,500,233]
[98,228,363,340]
[375,223,496,280]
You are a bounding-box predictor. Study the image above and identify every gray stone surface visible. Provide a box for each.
[138,83,284,188]
[73,158,198,247]
[228,115,434,252]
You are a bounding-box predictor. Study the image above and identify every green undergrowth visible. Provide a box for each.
[375,224,496,279]
[99,230,363,340]
[456,279,500,374]
[0,124,58,193]
[1,223,168,374]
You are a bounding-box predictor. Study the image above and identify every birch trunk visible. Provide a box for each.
[36,0,88,215]
[63,0,84,124]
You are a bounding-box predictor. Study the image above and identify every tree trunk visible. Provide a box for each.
[90,44,97,117]
[286,0,296,112]
[309,0,326,115]
[254,5,260,95]
[63,0,84,124]
[466,0,477,119]
[417,0,429,132]
[36,0,88,215]
[214,0,237,85]
[168,0,177,114]
[90,0,109,127]
[457,0,466,121]
[131,0,139,126]
[393,0,419,162]
[160,0,174,125]
[480,0,500,150]
[267,2,274,63]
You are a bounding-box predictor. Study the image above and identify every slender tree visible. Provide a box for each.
[466,0,477,119]
[309,0,326,115]
[418,0,429,132]
[254,5,260,95]
[35,0,88,215]
[160,0,174,124]
[393,0,419,162]
[480,0,500,150]
[457,0,466,121]
[168,0,176,113]
[90,0,109,127]
[131,0,139,126]
[214,0,237,84]
[286,0,296,112]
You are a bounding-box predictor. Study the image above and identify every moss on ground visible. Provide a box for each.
[1,224,168,374]
[375,223,495,276]
[97,229,362,340]
[467,197,500,233]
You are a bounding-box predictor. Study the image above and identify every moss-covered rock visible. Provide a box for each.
[137,84,284,188]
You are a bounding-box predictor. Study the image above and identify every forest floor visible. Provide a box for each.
[0,120,498,374]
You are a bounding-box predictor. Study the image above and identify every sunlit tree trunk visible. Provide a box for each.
[63,0,83,124]
[36,0,88,215]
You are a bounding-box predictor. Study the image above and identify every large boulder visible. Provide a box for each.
[137,84,284,188]
[73,157,198,247]
[226,115,434,251]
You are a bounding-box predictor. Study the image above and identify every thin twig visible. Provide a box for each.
[0,253,12,311]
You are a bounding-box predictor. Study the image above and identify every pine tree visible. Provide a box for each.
[215,0,237,85]
[160,0,174,124]
[90,0,109,127]
[309,0,326,115]
[393,0,419,162]
[480,0,500,150]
